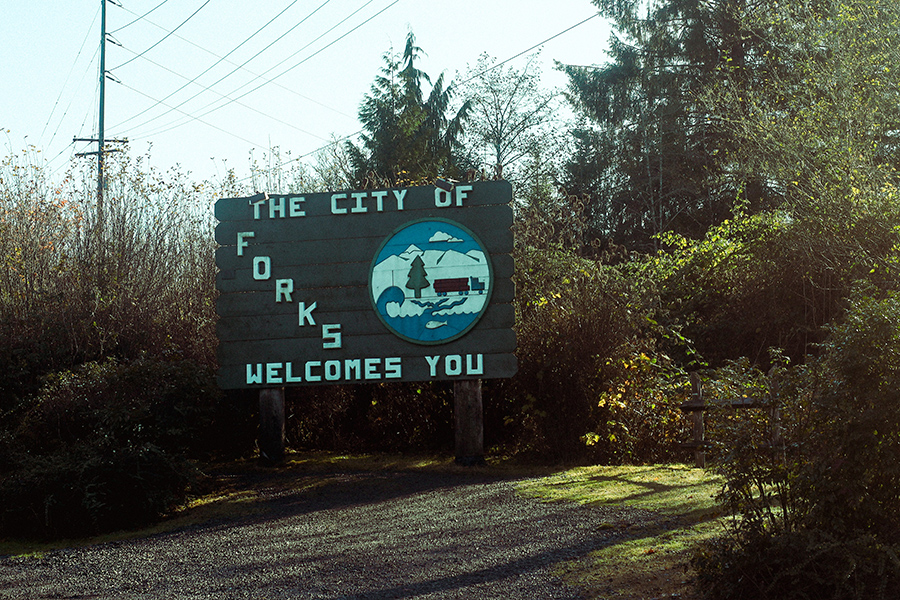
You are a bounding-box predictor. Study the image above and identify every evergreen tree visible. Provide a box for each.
[347,32,470,187]
[560,0,773,250]
[405,255,429,299]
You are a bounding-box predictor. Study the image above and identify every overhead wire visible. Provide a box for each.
[112,0,211,71]
[114,79,271,150]
[110,0,327,135]
[237,11,603,183]
[460,14,600,87]
[132,0,382,141]
[140,0,395,141]
[109,0,171,34]
[40,4,100,146]
[113,3,356,121]
[52,70,104,178]
[198,0,380,109]
[100,2,600,184]
[46,42,102,175]
[110,47,330,143]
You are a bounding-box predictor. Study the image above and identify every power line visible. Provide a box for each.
[112,0,211,71]
[110,0,326,134]
[112,47,330,143]
[132,0,381,140]
[238,11,603,183]
[114,79,271,150]
[109,0,170,34]
[144,0,395,141]
[113,3,357,120]
[460,14,600,87]
[47,43,102,176]
[41,4,100,146]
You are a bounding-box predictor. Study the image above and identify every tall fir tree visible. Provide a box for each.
[347,32,470,187]
[560,0,773,250]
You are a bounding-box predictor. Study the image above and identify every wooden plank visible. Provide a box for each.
[217,302,514,342]
[216,352,518,389]
[215,181,513,222]
[215,227,513,269]
[215,253,515,294]
[216,327,517,367]
[215,203,513,246]
[216,278,516,317]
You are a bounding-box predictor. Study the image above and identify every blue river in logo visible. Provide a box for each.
[375,285,483,343]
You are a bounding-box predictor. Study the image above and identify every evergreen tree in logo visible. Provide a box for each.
[405,255,429,299]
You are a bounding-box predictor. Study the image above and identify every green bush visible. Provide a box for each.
[0,443,197,539]
[494,246,689,462]
[695,292,900,599]
[284,382,453,454]
[0,148,219,415]
[694,530,900,600]
[280,245,689,463]
[0,356,228,539]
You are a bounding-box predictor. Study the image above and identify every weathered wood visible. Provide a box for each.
[215,182,518,389]
[215,205,514,248]
[217,327,516,366]
[216,278,516,317]
[215,253,515,294]
[454,379,484,465]
[216,352,518,390]
[690,373,706,468]
[680,372,785,467]
[216,302,515,342]
[258,388,285,463]
[215,181,514,222]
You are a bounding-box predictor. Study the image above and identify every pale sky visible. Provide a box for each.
[2,1,611,182]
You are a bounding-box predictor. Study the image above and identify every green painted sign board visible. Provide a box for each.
[214,180,516,389]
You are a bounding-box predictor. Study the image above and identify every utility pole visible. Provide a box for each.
[75,0,125,281]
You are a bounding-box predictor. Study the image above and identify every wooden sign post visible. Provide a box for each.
[214,182,516,464]
[454,379,484,465]
[258,387,285,463]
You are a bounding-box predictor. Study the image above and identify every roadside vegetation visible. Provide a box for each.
[3,0,900,597]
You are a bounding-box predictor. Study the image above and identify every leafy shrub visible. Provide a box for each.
[284,382,453,454]
[695,292,900,599]
[280,245,689,463]
[0,443,197,539]
[647,213,840,367]
[0,356,230,539]
[0,148,219,414]
[494,246,689,462]
[694,530,900,600]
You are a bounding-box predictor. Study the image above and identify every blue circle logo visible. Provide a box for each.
[370,219,493,345]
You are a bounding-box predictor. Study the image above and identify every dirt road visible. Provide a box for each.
[0,467,658,599]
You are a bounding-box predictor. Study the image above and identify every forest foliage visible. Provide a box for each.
[2,8,899,598]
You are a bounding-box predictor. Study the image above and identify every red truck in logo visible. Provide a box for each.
[433,277,485,296]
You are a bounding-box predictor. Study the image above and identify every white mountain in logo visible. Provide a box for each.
[399,244,424,260]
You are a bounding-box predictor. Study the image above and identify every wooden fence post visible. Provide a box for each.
[690,373,706,468]
[259,387,285,463]
[454,379,484,466]
[768,375,783,448]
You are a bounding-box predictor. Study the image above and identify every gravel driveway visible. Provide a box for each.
[0,467,656,599]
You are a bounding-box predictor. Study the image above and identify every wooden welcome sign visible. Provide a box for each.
[214,181,516,389]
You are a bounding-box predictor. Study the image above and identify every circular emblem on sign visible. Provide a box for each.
[369,219,493,345]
